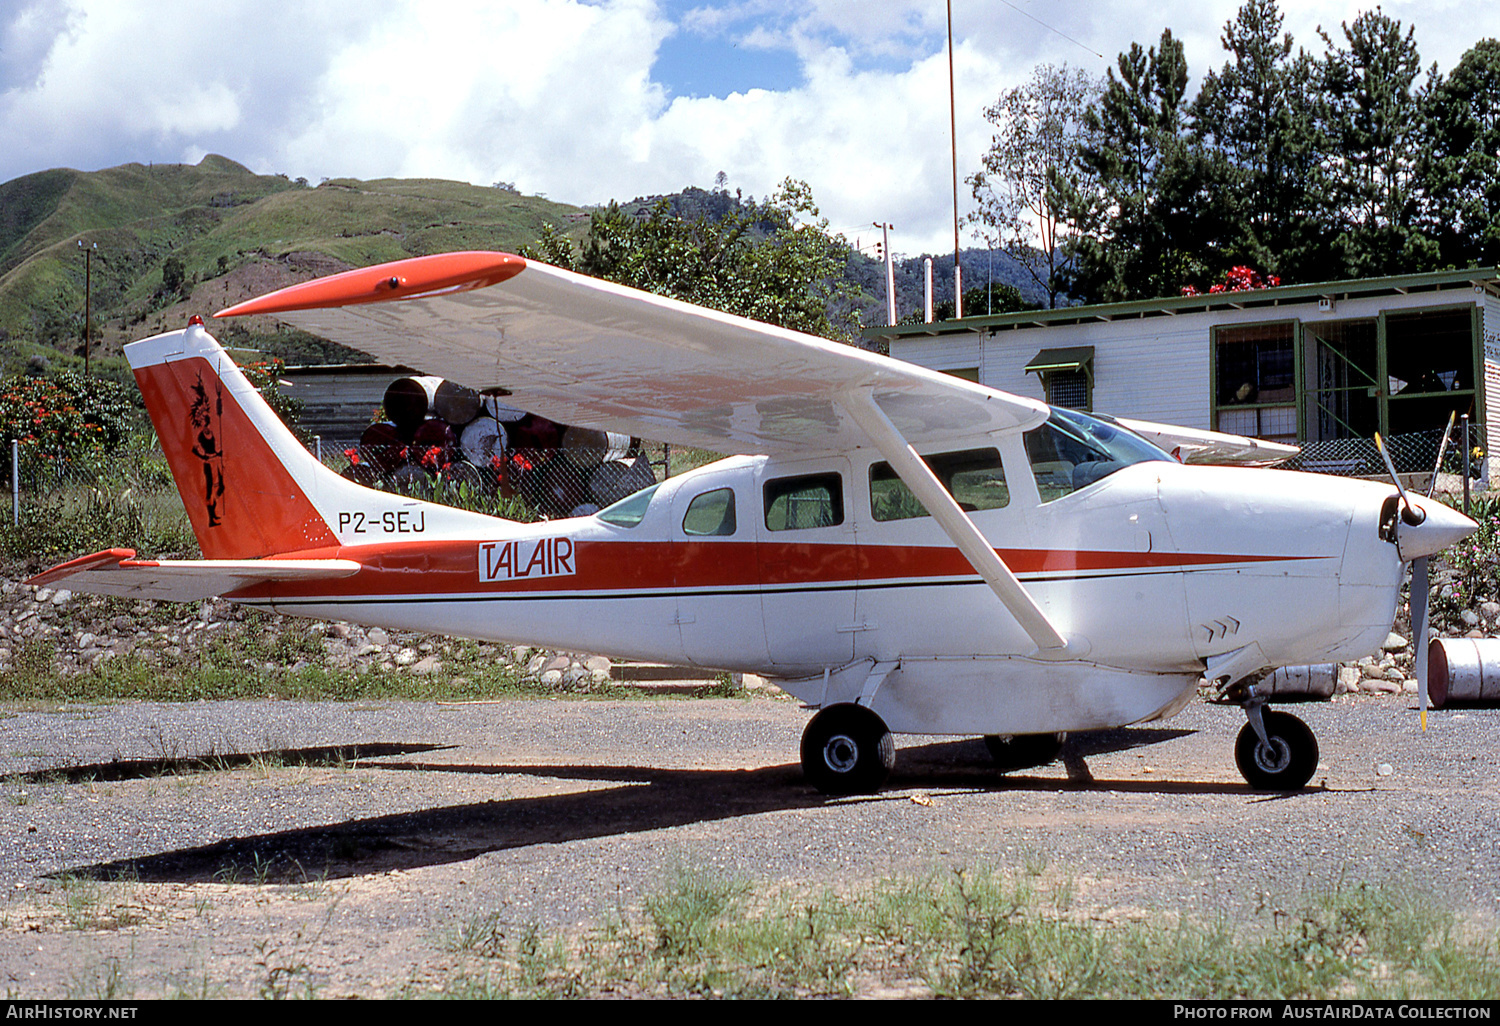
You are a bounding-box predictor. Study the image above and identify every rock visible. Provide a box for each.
[411,656,440,675]
[367,627,389,646]
[1337,666,1361,692]
[1467,629,1486,639]
[1461,609,1480,626]
[1382,632,1407,652]
[540,669,564,687]
[328,623,350,639]
[1482,602,1500,621]
[50,590,70,605]
[1363,677,1400,694]
[1376,763,1393,777]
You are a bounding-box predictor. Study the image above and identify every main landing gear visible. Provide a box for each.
[1234,695,1319,790]
[983,732,1065,772]
[800,704,896,795]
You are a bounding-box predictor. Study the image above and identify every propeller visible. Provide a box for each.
[1376,415,1457,733]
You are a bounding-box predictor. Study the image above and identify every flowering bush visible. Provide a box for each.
[1180,265,1281,297]
[240,357,304,437]
[1434,494,1500,617]
[0,375,111,477]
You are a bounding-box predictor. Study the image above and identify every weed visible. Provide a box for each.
[253,936,316,1000]
[64,956,133,1000]
[56,874,143,931]
[643,867,748,960]
[447,911,509,959]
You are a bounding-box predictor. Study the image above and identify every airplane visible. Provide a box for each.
[28,251,1479,795]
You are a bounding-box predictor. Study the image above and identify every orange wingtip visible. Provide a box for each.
[214,251,527,318]
[26,548,138,587]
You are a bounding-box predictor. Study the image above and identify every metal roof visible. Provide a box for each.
[864,266,1500,343]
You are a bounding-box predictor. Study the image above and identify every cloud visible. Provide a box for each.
[1,0,1496,255]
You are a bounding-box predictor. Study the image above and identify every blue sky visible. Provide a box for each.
[2,0,1497,254]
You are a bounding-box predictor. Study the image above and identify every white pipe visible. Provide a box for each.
[924,258,933,323]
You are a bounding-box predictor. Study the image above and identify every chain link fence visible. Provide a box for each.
[2,436,735,559]
[1277,424,1489,488]
[5,425,1488,559]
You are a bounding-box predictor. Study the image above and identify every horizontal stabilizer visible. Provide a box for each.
[27,549,361,602]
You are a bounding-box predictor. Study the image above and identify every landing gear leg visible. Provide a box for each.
[801,704,895,795]
[1234,690,1318,790]
[983,732,1065,772]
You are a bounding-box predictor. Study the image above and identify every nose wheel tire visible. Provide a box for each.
[1234,710,1318,790]
[801,704,896,795]
[984,732,1065,771]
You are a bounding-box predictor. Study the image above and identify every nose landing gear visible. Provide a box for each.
[1235,693,1319,790]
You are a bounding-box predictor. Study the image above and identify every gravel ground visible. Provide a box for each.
[1,691,1498,998]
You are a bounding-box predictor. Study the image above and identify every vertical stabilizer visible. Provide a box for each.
[128,321,342,558]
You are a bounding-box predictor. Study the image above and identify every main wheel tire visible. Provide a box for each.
[983,732,1065,771]
[801,705,896,795]
[1234,710,1318,790]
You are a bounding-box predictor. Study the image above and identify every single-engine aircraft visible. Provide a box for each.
[29,252,1479,794]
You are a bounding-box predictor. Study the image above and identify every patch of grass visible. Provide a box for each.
[56,874,145,932]
[420,865,1500,1000]
[65,955,134,1000]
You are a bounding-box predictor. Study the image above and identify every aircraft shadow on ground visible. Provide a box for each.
[5,743,454,785]
[57,728,1311,885]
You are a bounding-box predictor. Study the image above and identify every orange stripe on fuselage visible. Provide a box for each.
[227,538,1317,601]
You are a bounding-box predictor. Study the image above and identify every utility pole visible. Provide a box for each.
[78,240,96,376]
[947,0,962,319]
[874,222,896,326]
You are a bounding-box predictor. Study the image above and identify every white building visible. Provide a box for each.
[868,267,1500,474]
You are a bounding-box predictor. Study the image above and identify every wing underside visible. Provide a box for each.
[216,252,1049,456]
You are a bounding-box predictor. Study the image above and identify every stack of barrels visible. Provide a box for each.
[346,375,657,518]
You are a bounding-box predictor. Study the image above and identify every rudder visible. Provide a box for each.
[128,319,339,559]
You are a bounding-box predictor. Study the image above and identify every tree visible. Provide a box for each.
[1417,39,1500,268]
[527,179,857,340]
[1314,9,1436,277]
[967,64,1098,308]
[1191,0,1323,278]
[161,256,185,297]
[1066,29,1219,302]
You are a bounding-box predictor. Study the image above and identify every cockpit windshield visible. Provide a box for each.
[596,482,660,527]
[1024,407,1173,502]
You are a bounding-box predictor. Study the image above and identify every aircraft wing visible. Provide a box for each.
[26,549,361,602]
[1114,417,1300,467]
[216,252,1049,455]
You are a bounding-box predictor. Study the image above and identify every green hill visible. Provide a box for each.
[0,156,588,376]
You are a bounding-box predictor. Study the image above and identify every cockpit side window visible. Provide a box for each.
[869,448,1009,521]
[1025,408,1171,502]
[683,488,737,536]
[764,473,844,531]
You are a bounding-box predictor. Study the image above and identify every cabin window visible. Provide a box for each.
[869,448,1009,521]
[1025,408,1171,502]
[683,488,737,536]
[764,473,844,531]
[597,482,660,528]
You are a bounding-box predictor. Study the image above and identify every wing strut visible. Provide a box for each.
[840,388,1070,654]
